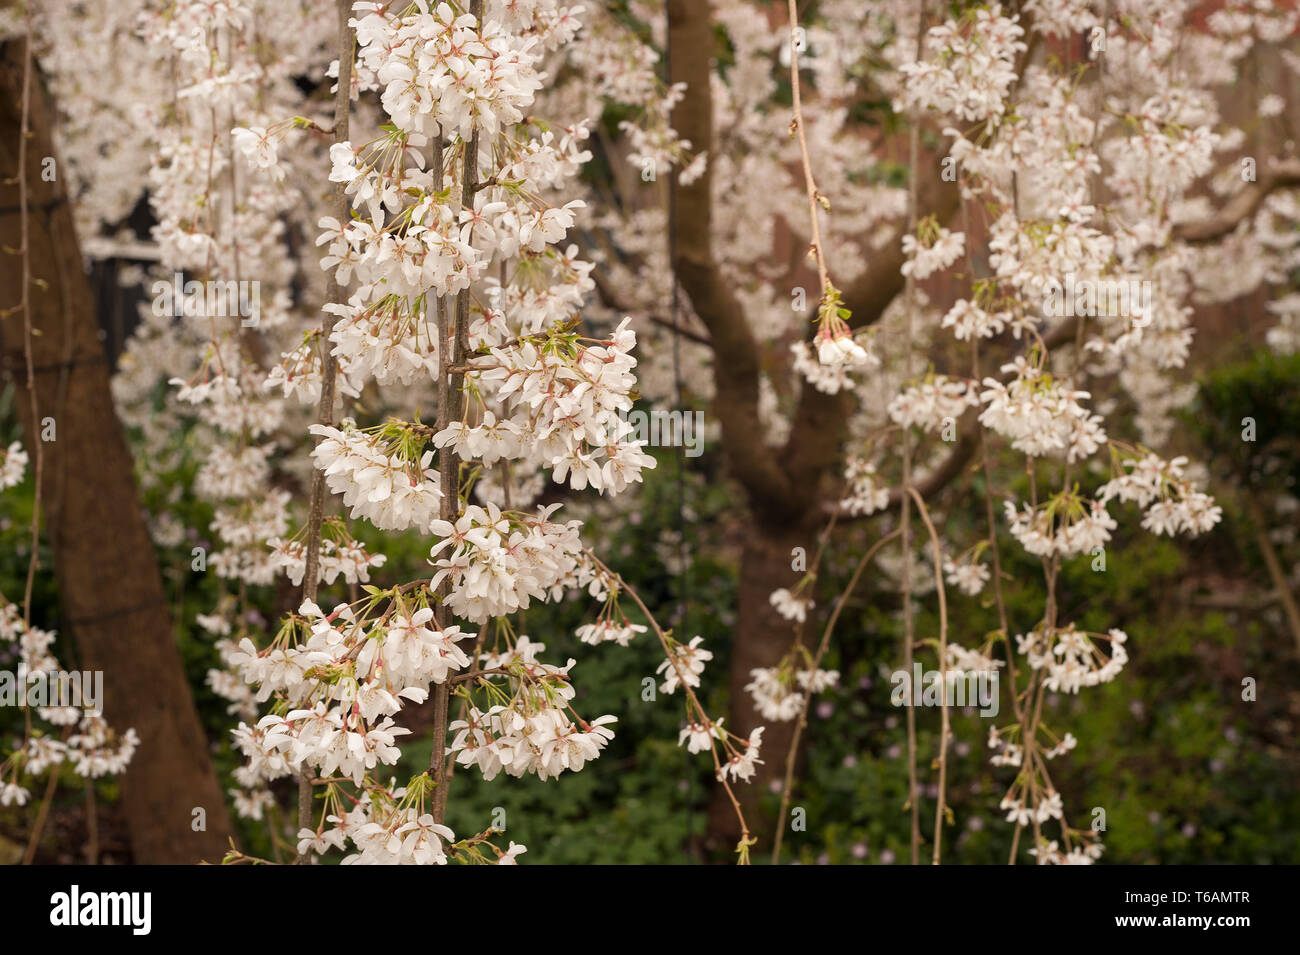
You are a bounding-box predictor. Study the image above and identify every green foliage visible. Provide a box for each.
[5,366,1298,864]
[1191,348,1300,490]
[785,483,1300,865]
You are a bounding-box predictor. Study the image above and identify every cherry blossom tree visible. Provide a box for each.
[3,0,1298,865]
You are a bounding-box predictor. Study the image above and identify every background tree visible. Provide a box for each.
[2,0,1298,865]
[0,34,233,864]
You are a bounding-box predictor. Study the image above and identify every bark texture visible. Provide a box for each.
[0,40,233,864]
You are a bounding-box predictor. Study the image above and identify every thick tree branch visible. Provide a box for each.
[1174,159,1300,244]
[643,311,712,346]
[587,265,713,346]
[0,37,234,863]
[667,0,791,511]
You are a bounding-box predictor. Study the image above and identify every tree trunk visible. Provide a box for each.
[0,39,234,864]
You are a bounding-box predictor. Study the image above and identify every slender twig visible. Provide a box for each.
[786,0,831,297]
[430,128,453,797]
[15,18,41,632]
[900,0,928,865]
[295,0,353,863]
[432,0,485,827]
[960,227,1030,865]
[1245,494,1300,655]
[587,553,754,862]
[906,487,949,865]
[451,666,510,684]
[771,529,901,864]
[21,770,59,865]
[84,778,98,865]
